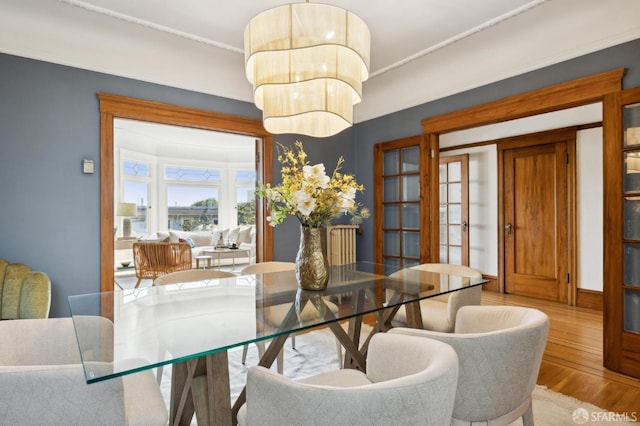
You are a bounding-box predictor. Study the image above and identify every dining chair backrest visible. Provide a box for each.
[0,317,168,425]
[389,263,483,331]
[153,269,236,285]
[240,261,296,274]
[390,305,550,426]
[408,263,482,318]
[238,332,459,426]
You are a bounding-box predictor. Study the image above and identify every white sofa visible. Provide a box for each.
[168,225,256,267]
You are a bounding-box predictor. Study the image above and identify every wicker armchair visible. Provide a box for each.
[133,242,192,288]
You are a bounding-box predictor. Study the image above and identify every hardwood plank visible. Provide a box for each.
[481,291,640,415]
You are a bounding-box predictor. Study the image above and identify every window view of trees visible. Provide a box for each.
[179,197,219,231]
[237,201,256,225]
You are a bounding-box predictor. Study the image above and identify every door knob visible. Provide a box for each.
[505,223,513,234]
[462,220,468,232]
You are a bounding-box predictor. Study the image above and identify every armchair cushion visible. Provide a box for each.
[0,258,51,319]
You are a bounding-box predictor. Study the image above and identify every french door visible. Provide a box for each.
[374,136,435,268]
[439,155,469,266]
[604,86,640,379]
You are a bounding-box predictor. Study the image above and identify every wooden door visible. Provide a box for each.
[503,140,569,303]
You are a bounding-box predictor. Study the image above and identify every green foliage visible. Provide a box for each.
[191,198,218,207]
[237,201,256,225]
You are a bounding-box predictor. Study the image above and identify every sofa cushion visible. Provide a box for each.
[237,226,253,244]
[227,227,241,244]
[169,231,212,247]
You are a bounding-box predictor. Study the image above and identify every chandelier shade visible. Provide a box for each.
[244,2,370,138]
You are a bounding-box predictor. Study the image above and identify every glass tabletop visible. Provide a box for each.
[68,262,486,383]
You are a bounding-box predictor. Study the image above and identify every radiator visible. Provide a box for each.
[326,225,359,265]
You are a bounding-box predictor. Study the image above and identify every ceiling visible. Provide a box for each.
[2,0,640,124]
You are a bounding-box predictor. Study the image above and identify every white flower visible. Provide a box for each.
[343,187,356,200]
[337,187,357,212]
[303,164,330,189]
[294,190,316,216]
[265,187,282,202]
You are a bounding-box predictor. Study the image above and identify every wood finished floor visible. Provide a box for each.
[481,291,640,415]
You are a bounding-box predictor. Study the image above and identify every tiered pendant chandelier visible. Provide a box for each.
[244,2,370,138]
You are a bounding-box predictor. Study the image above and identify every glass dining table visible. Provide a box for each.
[68,262,487,426]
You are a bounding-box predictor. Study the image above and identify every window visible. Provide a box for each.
[117,159,257,235]
[236,170,257,225]
[121,160,150,236]
[165,166,221,231]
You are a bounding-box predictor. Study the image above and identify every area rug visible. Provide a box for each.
[159,325,638,425]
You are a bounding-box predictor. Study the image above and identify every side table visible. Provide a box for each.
[195,255,212,269]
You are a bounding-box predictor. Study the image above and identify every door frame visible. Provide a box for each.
[99,93,273,293]
[497,127,577,304]
[421,68,622,297]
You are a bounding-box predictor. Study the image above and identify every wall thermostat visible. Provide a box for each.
[83,159,95,174]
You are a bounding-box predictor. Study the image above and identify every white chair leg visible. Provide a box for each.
[277,348,284,374]
[335,338,343,369]
[156,365,164,385]
[156,346,165,384]
[522,399,534,426]
[241,345,249,364]
[291,334,296,349]
[242,340,266,365]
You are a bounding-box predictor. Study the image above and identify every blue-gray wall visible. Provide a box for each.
[354,37,640,263]
[2,37,640,317]
[0,53,355,317]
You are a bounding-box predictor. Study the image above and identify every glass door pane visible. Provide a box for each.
[623,101,640,335]
[123,181,149,236]
[439,155,469,265]
[380,145,420,265]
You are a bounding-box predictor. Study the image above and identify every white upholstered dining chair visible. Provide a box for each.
[152,268,239,384]
[390,305,550,426]
[240,261,342,372]
[390,263,483,332]
[0,317,168,426]
[237,332,459,426]
[152,268,236,285]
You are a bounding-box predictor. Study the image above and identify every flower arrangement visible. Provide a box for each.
[257,141,370,228]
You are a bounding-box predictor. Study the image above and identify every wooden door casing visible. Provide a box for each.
[603,86,640,379]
